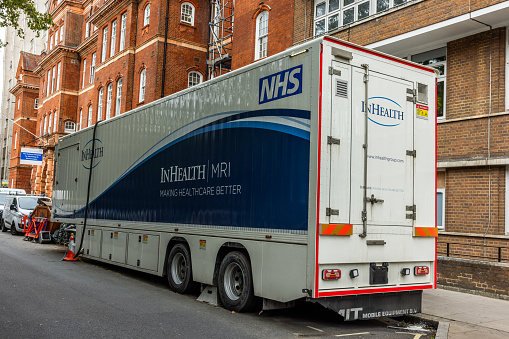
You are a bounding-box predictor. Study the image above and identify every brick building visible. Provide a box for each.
[12,0,210,197]
[293,0,509,295]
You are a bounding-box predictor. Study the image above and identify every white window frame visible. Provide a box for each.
[54,110,58,132]
[116,78,122,116]
[313,0,409,35]
[88,105,93,127]
[44,115,47,135]
[52,65,56,93]
[188,71,202,88]
[14,131,17,150]
[110,19,117,56]
[90,52,96,83]
[98,87,104,121]
[50,34,53,50]
[79,108,83,130]
[60,25,64,42]
[437,188,445,230]
[144,3,151,26]
[255,11,269,60]
[48,112,52,134]
[180,3,194,25]
[64,121,75,133]
[56,62,61,91]
[106,83,113,119]
[85,20,90,38]
[139,68,146,102]
[101,26,108,62]
[82,59,87,88]
[46,70,51,94]
[17,99,20,110]
[120,12,127,51]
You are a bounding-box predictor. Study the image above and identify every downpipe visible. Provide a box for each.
[360,64,369,238]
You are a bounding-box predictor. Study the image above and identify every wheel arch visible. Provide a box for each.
[212,242,251,286]
[163,236,190,277]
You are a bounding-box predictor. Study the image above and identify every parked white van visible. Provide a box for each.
[0,189,26,226]
[2,195,50,235]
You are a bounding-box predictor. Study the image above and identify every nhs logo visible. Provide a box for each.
[259,65,303,104]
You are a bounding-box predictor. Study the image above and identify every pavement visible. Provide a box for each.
[420,288,509,339]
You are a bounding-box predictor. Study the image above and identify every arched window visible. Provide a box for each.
[188,71,202,88]
[144,3,151,26]
[139,69,146,102]
[64,121,76,133]
[44,115,48,134]
[181,3,195,25]
[98,87,104,121]
[53,110,58,132]
[48,112,52,134]
[255,11,269,60]
[116,78,122,116]
[106,83,113,119]
[79,108,83,130]
[14,131,17,149]
[88,105,93,127]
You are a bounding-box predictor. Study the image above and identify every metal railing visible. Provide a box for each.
[438,241,509,263]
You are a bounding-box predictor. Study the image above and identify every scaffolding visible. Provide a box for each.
[207,0,234,79]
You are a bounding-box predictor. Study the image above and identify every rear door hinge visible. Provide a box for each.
[329,67,342,76]
[406,88,416,103]
[406,205,416,220]
[326,208,339,216]
[406,150,416,157]
[328,136,341,145]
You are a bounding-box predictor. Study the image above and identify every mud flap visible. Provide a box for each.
[309,290,422,321]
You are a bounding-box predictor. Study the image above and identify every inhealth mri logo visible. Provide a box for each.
[81,138,104,169]
[362,97,404,127]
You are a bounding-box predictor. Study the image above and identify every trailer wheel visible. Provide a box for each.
[1,221,6,232]
[166,244,195,294]
[10,222,17,235]
[218,251,258,312]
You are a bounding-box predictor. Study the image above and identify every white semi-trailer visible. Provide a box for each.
[53,36,437,320]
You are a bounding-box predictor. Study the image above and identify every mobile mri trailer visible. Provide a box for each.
[53,36,437,320]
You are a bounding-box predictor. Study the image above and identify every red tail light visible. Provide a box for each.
[414,266,429,275]
[322,269,341,280]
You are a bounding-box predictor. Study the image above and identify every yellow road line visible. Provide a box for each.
[307,326,324,332]
[336,332,370,337]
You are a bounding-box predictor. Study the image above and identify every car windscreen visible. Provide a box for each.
[18,197,40,210]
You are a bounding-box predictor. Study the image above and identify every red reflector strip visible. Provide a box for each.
[320,224,353,236]
[414,266,429,275]
[322,269,341,280]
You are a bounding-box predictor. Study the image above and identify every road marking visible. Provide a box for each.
[307,326,324,332]
[335,332,370,337]
[396,333,425,339]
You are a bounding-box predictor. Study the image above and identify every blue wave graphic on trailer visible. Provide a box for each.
[57,109,311,231]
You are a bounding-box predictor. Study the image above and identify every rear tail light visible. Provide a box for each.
[322,269,341,280]
[414,266,429,275]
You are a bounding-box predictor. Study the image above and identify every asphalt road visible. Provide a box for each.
[0,231,434,338]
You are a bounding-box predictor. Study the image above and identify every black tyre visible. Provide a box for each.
[10,222,17,235]
[1,221,6,232]
[218,251,259,312]
[166,243,196,294]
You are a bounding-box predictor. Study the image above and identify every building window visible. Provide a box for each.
[255,11,269,60]
[40,118,43,136]
[144,3,151,26]
[85,20,90,38]
[34,98,39,109]
[88,105,93,127]
[106,83,113,119]
[56,62,61,90]
[115,78,122,116]
[120,12,127,51]
[46,70,50,94]
[44,115,47,134]
[411,47,446,119]
[48,113,52,134]
[52,65,56,93]
[64,121,75,133]
[14,131,17,150]
[101,26,108,62]
[139,68,146,102]
[437,188,445,229]
[82,59,87,88]
[90,52,96,83]
[180,3,194,25]
[17,99,20,110]
[188,71,202,88]
[50,34,53,49]
[79,108,83,130]
[54,111,58,132]
[313,0,407,35]
[59,24,64,42]
[98,87,104,121]
[110,19,117,56]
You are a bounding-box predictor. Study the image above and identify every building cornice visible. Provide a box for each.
[50,0,83,17]
[76,32,99,56]
[9,83,40,96]
[90,0,138,28]
[35,45,79,75]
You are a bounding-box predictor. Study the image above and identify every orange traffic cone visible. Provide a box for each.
[63,233,79,261]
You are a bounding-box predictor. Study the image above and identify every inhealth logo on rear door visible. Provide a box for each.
[362,97,404,127]
[259,65,303,104]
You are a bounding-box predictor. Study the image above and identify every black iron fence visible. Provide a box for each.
[437,241,509,264]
